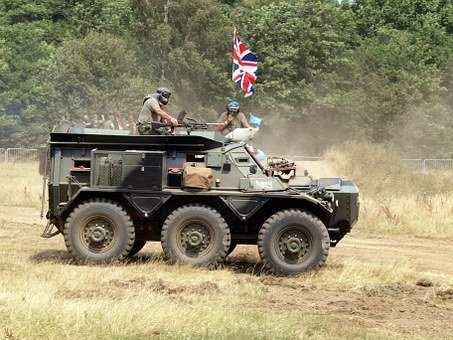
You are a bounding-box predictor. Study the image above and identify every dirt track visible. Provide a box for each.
[2,206,453,338]
[229,234,453,338]
[208,233,453,338]
[336,235,453,276]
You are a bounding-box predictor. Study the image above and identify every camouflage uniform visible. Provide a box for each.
[136,93,171,135]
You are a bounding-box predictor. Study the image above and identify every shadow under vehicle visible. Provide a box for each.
[40,122,359,275]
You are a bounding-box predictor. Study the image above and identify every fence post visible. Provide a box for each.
[5,148,8,163]
[422,159,427,173]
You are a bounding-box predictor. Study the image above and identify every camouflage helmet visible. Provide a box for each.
[156,87,171,105]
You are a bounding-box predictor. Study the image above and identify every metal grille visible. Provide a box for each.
[110,162,123,186]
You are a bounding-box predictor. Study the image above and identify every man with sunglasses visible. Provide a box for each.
[217,100,251,135]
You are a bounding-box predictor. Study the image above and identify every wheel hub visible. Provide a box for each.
[285,237,302,253]
[187,231,203,247]
[277,228,311,264]
[178,223,212,256]
[81,218,115,253]
[90,225,107,243]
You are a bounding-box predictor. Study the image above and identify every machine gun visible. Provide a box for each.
[150,110,221,135]
[150,110,260,144]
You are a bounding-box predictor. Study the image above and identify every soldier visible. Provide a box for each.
[217,100,251,135]
[136,87,178,135]
[81,114,93,128]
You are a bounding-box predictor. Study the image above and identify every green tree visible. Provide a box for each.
[317,27,443,142]
[131,0,234,111]
[42,32,146,126]
[0,0,134,146]
[67,0,132,36]
[235,0,359,108]
[353,0,453,67]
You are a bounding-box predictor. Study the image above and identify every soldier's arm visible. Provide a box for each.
[217,113,232,132]
[148,99,177,126]
[239,113,251,128]
[217,112,238,131]
[155,107,177,124]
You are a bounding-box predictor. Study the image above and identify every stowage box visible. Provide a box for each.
[91,150,166,191]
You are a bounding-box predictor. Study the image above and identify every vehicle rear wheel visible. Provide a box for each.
[63,199,135,263]
[161,204,230,268]
[258,209,329,275]
[127,240,147,257]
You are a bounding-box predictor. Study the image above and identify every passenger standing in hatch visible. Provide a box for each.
[217,100,251,135]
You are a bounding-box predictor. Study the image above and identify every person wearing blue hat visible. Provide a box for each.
[217,100,251,135]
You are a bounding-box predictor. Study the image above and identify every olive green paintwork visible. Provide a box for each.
[44,129,359,246]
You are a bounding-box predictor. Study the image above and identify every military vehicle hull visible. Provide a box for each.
[42,130,359,274]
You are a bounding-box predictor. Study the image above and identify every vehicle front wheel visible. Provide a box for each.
[63,199,135,263]
[161,204,230,268]
[258,209,330,275]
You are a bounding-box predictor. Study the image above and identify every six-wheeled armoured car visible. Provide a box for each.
[41,127,359,274]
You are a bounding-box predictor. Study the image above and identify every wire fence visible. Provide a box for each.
[269,154,453,171]
[0,148,39,163]
[1,147,453,171]
[423,159,453,171]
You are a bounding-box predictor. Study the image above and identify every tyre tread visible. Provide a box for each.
[161,204,230,268]
[257,209,329,274]
[63,198,135,262]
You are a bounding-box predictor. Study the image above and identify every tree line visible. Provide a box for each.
[0,0,452,156]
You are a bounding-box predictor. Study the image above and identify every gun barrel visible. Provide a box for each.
[152,122,222,128]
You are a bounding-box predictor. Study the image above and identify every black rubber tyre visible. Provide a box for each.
[127,240,147,257]
[258,209,330,275]
[161,204,230,267]
[226,240,238,256]
[63,199,135,263]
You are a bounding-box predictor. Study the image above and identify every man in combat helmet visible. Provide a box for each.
[136,87,178,135]
[217,100,251,135]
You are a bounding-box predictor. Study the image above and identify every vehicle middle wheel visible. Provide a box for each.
[63,199,135,263]
[161,204,231,267]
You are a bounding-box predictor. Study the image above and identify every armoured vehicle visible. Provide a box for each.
[40,123,359,275]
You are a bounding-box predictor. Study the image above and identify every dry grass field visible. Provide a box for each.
[1,151,453,339]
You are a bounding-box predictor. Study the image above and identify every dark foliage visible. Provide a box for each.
[0,0,451,156]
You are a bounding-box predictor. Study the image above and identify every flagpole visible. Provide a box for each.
[232,28,236,82]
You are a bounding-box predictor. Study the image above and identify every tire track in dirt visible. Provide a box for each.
[260,282,453,338]
[334,234,453,276]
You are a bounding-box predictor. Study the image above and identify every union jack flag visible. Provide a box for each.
[232,31,257,97]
